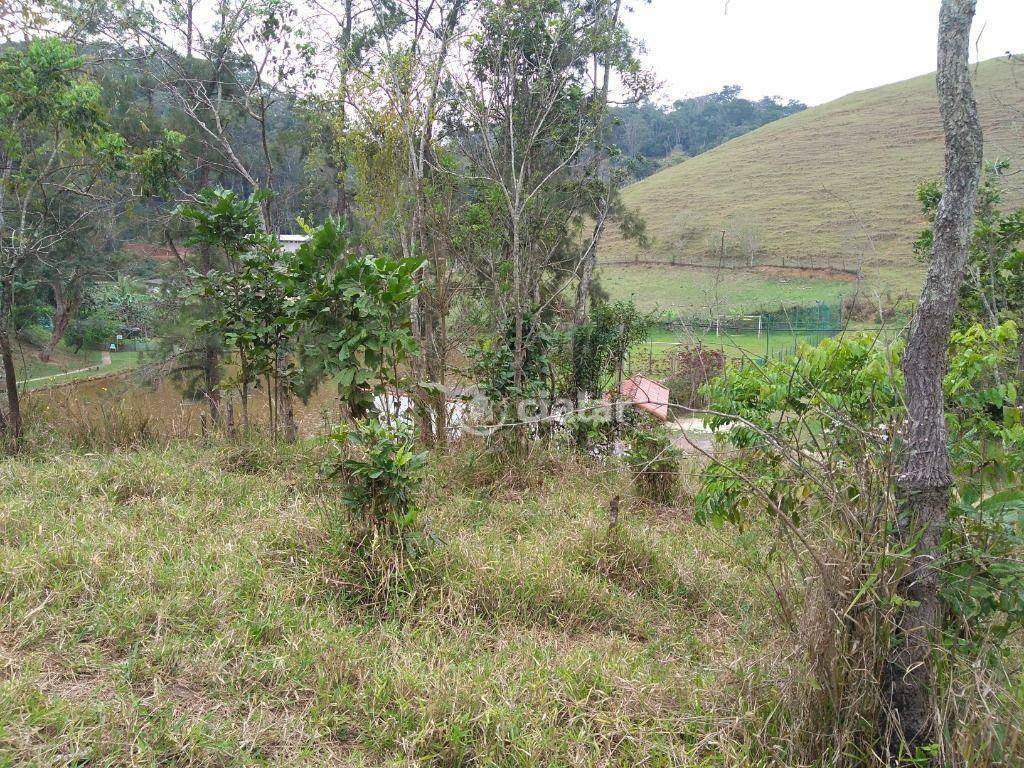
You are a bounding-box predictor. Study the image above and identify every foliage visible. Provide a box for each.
[564,407,615,454]
[697,325,1022,523]
[66,310,119,352]
[178,188,273,261]
[943,486,1024,651]
[469,311,558,405]
[663,344,726,411]
[692,324,1024,760]
[610,85,806,180]
[64,278,155,352]
[283,218,423,415]
[0,39,108,158]
[625,423,681,505]
[0,37,133,440]
[940,322,1024,652]
[697,324,1024,643]
[333,417,427,536]
[569,300,650,399]
[915,162,1024,328]
[132,130,186,199]
[93,278,155,338]
[178,187,287,428]
[454,0,650,390]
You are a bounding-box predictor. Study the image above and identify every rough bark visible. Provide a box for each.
[883,0,983,760]
[0,278,22,446]
[39,277,83,363]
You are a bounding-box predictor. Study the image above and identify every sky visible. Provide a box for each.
[625,0,1024,106]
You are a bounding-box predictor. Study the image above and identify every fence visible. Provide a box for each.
[630,323,904,377]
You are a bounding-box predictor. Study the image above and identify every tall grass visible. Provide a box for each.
[0,438,793,767]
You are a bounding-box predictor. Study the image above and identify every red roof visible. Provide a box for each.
[620,375,670,421]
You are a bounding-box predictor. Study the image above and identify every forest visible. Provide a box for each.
[610,85,806,179]
[1,1,1023,766]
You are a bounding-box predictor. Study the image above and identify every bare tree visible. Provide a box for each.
[883,0,983,758]
[341,0,469,443]
[453,0,618,388]
[572,0,623,326]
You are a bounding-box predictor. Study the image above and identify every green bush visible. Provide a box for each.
[334,418,427,537]
[625,424,681,504]
[66,311,119,351]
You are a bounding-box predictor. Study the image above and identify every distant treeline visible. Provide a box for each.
[610,85,806,179]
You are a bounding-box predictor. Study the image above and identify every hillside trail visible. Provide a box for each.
[22,349,113,386]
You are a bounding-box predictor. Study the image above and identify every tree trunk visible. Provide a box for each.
[238,346,251,432]
[883,0,982,760]
[277,346,297,443]
[334,0,354,226]
[573,0,622,327]
[573,220,603,326]
[203,342,221,424]
[39,278,82,363]
[0,278,22,447]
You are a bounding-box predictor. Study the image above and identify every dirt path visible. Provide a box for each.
[21,350,112,386]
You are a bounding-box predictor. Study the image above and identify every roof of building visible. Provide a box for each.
[619,375,670,421]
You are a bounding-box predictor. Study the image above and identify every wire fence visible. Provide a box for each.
[629,324,905,378]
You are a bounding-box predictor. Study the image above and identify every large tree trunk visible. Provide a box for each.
[0,278,22,447]
[39,278,82,363]
[883,0,982,760]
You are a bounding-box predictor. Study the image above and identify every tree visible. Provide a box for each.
[915,162,1024,331]
[177,187,279,427]
[608,86,806,180]
[113,0,310,231]
[0,38,127,445]
[340,0,470,444]
[453,0,628,389]
[282,218,423,419]
[884,0,984,759]
[573,0,653,326]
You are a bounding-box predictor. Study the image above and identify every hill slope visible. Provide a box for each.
[599,57,1024,315]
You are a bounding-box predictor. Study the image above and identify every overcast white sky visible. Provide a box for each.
[625,0,1024,106]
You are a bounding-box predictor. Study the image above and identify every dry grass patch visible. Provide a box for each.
[0,441,784,766]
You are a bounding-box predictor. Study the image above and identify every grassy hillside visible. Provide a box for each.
[0,441,786,766]
[599,57,1024,315]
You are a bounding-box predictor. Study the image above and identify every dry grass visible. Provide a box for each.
[0,439,788,767]
[600,57,1024,313]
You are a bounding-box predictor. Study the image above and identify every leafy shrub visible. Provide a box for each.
[569,300,650,399]
[66,310,119,351]
[943,486,1024,652]
[625,424,681,504]
[693,324,1024,761]
[469,311,556,404]
[564,407,614,453]
[334,418,427,537]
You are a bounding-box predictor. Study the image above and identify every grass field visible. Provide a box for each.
[597,262,857,315]
[14,344,144,391]
[598,57,1024,315]
[627,324,904,373]
[0,441,784,766]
